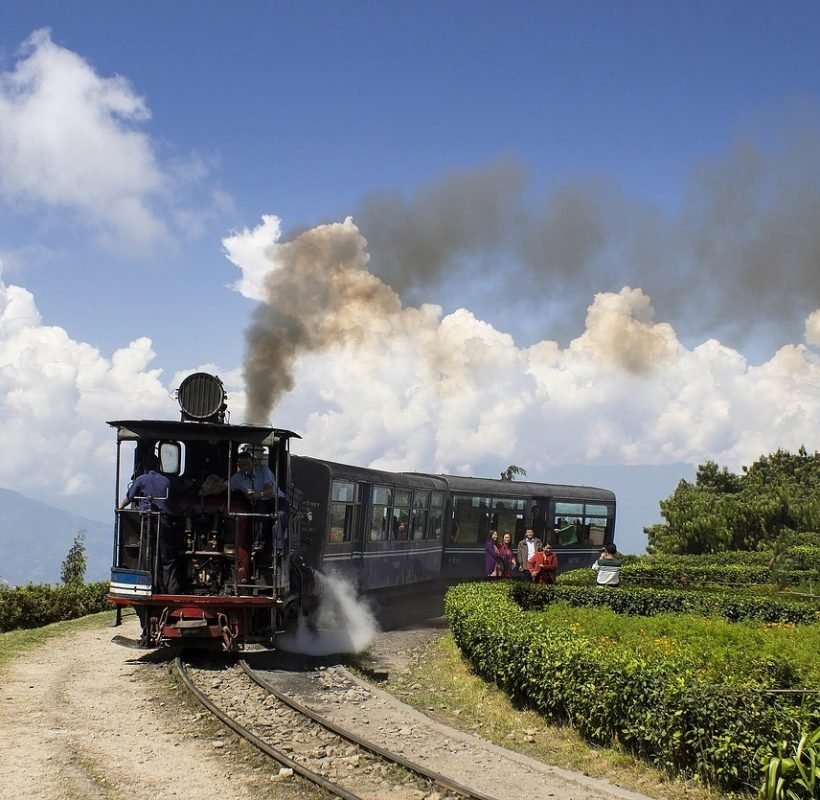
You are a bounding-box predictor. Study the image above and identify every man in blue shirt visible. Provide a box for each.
[119,454,180,594]
[230,450,275,501]
[121,464,171,512]
[231,450,278,558]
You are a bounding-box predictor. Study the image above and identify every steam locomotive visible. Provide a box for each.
[108,373,616,651]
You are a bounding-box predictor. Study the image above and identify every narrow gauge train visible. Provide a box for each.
[292,456,616,623]
[108,373,616,651]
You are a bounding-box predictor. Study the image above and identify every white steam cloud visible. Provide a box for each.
[277,573,379,656]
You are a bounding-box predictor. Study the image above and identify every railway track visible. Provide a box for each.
[176,657,498,800]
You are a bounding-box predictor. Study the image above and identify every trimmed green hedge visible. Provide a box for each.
[560,562,819,588]
[646,551,774,566]
[0,582,111,632]
[445,581,819,790]
[787,545,820,571]
[511,582,820,625]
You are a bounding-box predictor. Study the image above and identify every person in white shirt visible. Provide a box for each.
[592,543,622,586]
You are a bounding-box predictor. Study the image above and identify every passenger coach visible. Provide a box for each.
[291,454,616,603]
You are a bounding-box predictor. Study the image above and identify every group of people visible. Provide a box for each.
[484,527,558,584]
[485,530,622,586]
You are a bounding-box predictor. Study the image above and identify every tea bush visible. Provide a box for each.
[559,562,817,588]
[445,581,819,791]
[511,582,820,624]
[0,582,111,632]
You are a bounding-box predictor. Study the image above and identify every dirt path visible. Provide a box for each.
[0,616,310,800]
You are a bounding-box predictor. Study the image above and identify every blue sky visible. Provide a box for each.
[1,2,819,555]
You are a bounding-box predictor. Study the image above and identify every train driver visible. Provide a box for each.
[230,450,275,503]
[231,450,276,557]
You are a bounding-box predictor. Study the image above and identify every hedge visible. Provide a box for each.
[510,582,820,625]
[0,582,112,632]
[445,581,819,790]
[560,562,819,588]
[786,545,820,571]
[646,551,774,566]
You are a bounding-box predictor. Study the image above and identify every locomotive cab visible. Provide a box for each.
[107,373,302,651]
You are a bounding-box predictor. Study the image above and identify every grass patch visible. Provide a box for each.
[383,633,731,800]
[0,609,119,671]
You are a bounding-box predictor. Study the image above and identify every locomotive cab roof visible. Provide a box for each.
[107,419,301,444]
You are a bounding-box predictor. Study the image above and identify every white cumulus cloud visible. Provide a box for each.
[0,269,172,509]
[0,29,227,251]
[225,216,820,481]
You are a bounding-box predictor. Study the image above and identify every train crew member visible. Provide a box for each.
[499,531,517,578]
[527,542,557,584]
[592,543,622,586]
[231,450,276,557]
[119,453,181,594]
[517,528,543,579]
[484,530,502,578]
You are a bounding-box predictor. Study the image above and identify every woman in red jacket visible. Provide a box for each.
[528,542,558,584]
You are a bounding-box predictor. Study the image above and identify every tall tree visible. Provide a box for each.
[646,448,820,554]
[61,531,87,585]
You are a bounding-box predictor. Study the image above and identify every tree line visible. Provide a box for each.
[645,447,820,554]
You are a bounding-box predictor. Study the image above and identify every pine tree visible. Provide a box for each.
[61,531,88,586]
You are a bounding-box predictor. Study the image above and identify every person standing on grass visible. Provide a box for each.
[528,541,557,584]
[592,543,622,586]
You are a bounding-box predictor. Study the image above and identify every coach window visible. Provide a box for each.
[411,491,429,540]
[369,485,393,541]
[490,497,524,541]
[393,489,412,540]
[328,480,359,544]
[585,504,609,547]
[554,501,584,547]
[158,442,182,475]
[451,495,492,544]
[429,491,444,539]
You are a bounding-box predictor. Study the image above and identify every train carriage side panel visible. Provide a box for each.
[426,474,616,581]
[291,456,445,594]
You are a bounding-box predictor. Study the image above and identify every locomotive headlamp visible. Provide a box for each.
[176,372,227,423]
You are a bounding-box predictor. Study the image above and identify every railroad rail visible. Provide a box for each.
[176,657,498,800]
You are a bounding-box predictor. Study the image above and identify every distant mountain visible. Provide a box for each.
[0,487,112,586]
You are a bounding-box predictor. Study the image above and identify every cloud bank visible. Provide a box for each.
[226,215,820,478]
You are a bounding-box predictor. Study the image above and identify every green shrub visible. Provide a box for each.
[786,545,820,571]
[446,581,820,790]
[759,725,820,800]
[646,551,774,566]
[560,562,818,589]
[511,582,820,625]
[0,582,111,632]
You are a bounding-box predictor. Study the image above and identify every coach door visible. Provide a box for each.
[324,478,364,585]
[529,497,550,544]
